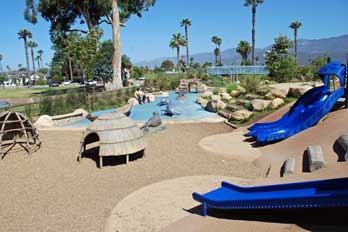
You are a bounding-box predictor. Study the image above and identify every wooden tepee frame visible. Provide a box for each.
[0,111,41,159]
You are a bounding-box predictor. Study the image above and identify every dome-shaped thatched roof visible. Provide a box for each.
[0,111,41,158]
[79,111,145,167]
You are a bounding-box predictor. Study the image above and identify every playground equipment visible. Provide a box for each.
[248,61,348,143]
[192,177,348,216]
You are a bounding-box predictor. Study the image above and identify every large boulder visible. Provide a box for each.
[270,88,289,99]
[34,115,54,129]
[237,99,251,107]
[251,99,271,111]
[197,96,208,108]
[230,86,246,97]
[217,100,226,110]
[211,95,221,102]
[218,109,232,119]
[225,104,243,112]
[221,92,232,101]
[201,91,213,98]
[205,100,218,113]
[288,86,312,98]
[270,98,284,109]
[230,110,253,121]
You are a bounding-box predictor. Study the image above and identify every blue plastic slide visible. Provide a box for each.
[192,177,348,216]
[248,62,347,143]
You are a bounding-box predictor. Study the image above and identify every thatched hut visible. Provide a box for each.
[79,111,146,168]
[0,111,41,159]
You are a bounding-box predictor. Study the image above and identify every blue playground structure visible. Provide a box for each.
[192,177,348,216]
[192,62,348,217]
[247,61,348,143]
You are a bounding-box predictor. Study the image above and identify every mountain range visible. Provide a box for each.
[135,34,348,67]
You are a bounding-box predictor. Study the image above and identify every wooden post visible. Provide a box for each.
[126,154,129,164]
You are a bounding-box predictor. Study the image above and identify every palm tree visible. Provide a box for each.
[38,49,44,68]
[244,0,264,65]
[0,54,3,72]
[27,40,38,73]
[169,33,186,72]
[289,21,302,63]
[180,18,192,69]
[18,29,32,72]
[35,55,41,70]
[212,36,222,65]
[236,40,252,65]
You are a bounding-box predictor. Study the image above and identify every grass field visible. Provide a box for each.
[0,86,78,99]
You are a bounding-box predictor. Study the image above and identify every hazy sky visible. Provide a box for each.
[0,0,347,68]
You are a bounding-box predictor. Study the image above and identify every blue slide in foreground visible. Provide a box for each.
[193,177,348,216]
[248,62,347,143]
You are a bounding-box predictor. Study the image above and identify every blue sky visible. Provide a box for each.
[0,0,347,69]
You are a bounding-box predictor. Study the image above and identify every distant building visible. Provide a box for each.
[207,66,269,76]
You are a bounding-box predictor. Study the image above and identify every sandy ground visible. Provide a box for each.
[0,122,260,232]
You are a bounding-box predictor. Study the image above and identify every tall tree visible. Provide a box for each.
[35,55,41,69]
[289,21,302,63]
[211,36,222,65]
[244,0,264,65]
[18,29,32,72]
[236,40,252,65]
[169,33,186,72]
[37,0,156,90]
[38,49,44,68]
[0,54,3,72]
[27,40,38,73]
[18,29,33,86]
[180,18,191,70]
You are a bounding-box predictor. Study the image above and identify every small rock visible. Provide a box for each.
[282,157,295,177]
[34,115,54,129]
[270,98,284,109]
[237,99,251,106]
[307,145,326,172]
[270,88,289,98]
[230,110,253,121]
[221,92,232,101]
[334,134,348,161]
[217,100,226,110]
[250,99,271,111]
[201,91,213,98]
[225,104,243,112]
[218,109,232,119]
[265,92,274,99]
[288,86,312,98]
[211,95,221,102]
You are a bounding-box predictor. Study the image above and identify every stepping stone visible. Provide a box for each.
[306,145,326,172]
[334,134,348,161]
[282,157,295,177]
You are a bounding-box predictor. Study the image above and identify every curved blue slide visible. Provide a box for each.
[192,177,348,216]
[248,62,347,143]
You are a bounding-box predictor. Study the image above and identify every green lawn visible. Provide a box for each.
[0,86,78,99]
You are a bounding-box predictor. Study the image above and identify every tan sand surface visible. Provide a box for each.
[105,175,251,232]
[0,122,259,232]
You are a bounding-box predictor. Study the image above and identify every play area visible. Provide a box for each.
[191,61,348,218]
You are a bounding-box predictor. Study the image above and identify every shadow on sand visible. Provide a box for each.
[78,146,144,168]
